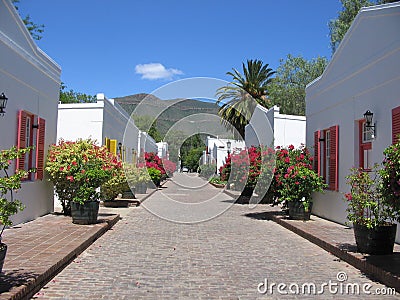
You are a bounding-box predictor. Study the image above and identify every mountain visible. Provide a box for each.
[114,93,225,136]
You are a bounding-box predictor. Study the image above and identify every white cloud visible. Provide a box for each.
[135,63,183,80]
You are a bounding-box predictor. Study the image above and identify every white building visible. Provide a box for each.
[57,93,158,163]
[0,0,61,224]
[205,137,246,173]
[305,3,400,242]
[157,141,168,159]
[245,105,306,148]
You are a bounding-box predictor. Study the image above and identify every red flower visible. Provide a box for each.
[345,193,352,201]
[288,145,294,150]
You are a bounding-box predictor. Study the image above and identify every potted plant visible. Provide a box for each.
[274,145,326,220]
[147,167,162,188]
[345,164,398,255]
[46,139,121,224]
[345,139,400,255]
[136,167,150,194]
[0,147,32,272]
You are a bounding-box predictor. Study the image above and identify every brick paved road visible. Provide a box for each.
[35,174,398,299]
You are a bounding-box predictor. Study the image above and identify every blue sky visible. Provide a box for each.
[17,0,343,99]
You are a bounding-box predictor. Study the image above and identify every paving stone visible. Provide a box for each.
[33,174,398,299]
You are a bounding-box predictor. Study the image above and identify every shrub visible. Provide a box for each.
[147,167,162,187]
[199,164,216,179]
[380,140,400,222]
[0,147,32,230]
[46,139,121,215]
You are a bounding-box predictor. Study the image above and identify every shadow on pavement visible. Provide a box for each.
[0,270,38,293]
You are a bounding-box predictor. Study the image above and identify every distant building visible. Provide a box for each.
[305,2,400,242]
[157,141,169,159]
[245,105,306,149]
[0,0,61,224]
[205,137,246,173]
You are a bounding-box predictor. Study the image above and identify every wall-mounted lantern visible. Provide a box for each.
[363,110,376,138]
[0,93,8,116]
[227,141,231,155]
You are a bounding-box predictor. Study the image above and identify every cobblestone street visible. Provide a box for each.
[35,174,398,299]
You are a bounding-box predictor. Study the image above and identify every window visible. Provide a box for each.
[17,110,46,180]
[393,106,400,144]
[325,130,330,185]
[314,125,339,191]
[358,120,372,170]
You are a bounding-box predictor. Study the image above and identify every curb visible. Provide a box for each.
[10,214,120,300]
[269,213,400,292]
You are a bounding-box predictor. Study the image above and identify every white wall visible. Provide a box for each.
[58,94,144,163]
[245,105,306,149]
[57,102,104,143]
[306,3,400,241]
[157,142,168,158]
[206,137,245,173]
[0,0,61,224]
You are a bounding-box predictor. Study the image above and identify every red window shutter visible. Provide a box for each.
[16,110,28,171]
[314,130,320,176]
[329,125,339,191]
[35,117,46,180]
[392,106,400,144]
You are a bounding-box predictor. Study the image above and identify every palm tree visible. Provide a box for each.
[216,59,275,138]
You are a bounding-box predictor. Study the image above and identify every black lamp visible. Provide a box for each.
[0,93,8,116]
[227,141,231,155]
[363,110,376,138]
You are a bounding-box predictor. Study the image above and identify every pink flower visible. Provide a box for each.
[345,193,352,201]
[295,181,300,185]
[59,167,64,171]
[288,145,294,150]
[72,161,77,166]
[285,157,290,163]
[66,175,74,182]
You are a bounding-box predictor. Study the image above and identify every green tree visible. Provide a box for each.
[12,0,44,40]
[269,55,328,115]
[329,0,378,53]
[183,147,204,172]
[216,59,275,138]
[59,83,96,104]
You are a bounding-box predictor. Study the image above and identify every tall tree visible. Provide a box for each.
[59,83,96,104]
[268,55,328,115]
[327,0,398,53]
[216,59,275,138]
[12,0,44,40]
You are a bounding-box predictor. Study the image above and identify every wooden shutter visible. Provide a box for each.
[314,130,320,176]
[16,110,28,171]
[329,125,339,191]
[35,117,46,180]
[109,139,117,155]
[392,106,400,144]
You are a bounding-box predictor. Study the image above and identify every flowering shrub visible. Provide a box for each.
[0,147,32,231]
[380,140,400,221]
[345,165,395,228]
[273,144,325,207]
[162,158,176,177]
[46,139,121,215]
[219,146,275,196]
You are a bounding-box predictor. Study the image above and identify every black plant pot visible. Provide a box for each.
[287,201,313,221]
[0,243,7,273]
[353,223,397,255]
[71,201,99,225]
